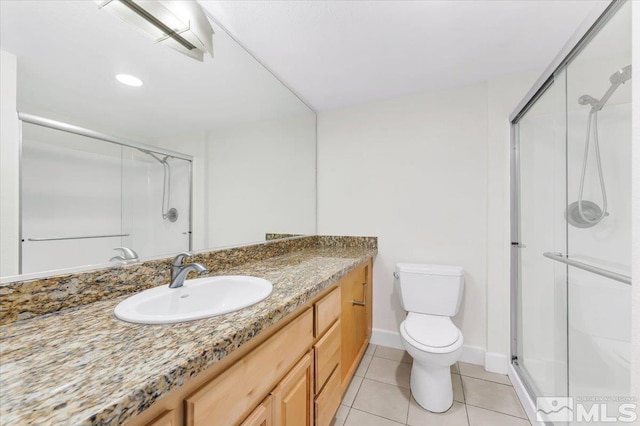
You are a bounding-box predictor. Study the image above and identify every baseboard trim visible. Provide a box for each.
[371,328,490,367]
[485,351,510,375]
[459,345,485,365]
[371,328,404,349]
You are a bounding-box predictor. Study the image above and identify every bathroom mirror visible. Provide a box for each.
[0,0,316,279]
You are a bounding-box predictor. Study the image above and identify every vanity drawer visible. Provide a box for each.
[314,287,340,337]
[314,319,340,394]
[314,367,341,426]
[185,308,313,426]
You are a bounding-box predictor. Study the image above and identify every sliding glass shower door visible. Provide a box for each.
[512,1,632,424]
[564,1,632,402]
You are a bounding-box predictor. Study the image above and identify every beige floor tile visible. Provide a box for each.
[352,379,411,424]
[331,404,350,426]
[374,346,412,364]
[450,362,460,374]
[365,344,377,356]
[408,398,469,426]
[452,373,465,403]
[365,357,412,388]
[354,354,373,377]
[462,376,527,419]
[345,408,405,426]
[342,376,364,407]
[458,362,511,385]
[467,405,531,426]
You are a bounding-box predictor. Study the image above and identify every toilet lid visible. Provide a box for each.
[403,313,460,348]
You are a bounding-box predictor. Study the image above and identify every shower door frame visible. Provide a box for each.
[509,0,627,409]
[17,113,194,273]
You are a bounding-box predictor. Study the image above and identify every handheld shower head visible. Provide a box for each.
[609,65,632,85]
[578,95,599,107]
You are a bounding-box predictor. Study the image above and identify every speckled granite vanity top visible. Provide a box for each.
[0,240,376,425]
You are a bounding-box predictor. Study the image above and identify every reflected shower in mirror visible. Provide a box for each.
[20,120,192,274]
[0,0,316,279]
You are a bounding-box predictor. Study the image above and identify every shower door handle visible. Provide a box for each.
[511,242,527,248]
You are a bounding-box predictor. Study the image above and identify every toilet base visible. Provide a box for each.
[410,362,454,413]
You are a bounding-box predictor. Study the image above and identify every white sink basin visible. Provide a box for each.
[114,275,273,324]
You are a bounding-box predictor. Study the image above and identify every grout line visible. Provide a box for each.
[458,371,513,386]
[406,389,412,425]
[359,376,411,390]
[348,407,406,425]
[460,374,514,388]
[464,402,529,421]
[461,372,471,425]
[373,354,412,365]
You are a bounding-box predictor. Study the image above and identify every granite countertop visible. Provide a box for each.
[0,246,376,426]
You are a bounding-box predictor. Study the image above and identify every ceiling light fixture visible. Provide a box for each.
[116,73,143,87]
[96,0,214,62]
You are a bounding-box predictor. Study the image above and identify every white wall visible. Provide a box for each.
[207,114,317,248]
[317,74,550,369]
[317,83,490,353]
[0,50,20,276]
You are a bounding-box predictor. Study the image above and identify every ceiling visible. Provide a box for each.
[201,0,609,111]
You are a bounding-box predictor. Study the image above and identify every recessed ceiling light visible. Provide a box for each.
[116,74,143,87]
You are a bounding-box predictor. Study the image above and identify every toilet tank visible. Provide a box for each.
[395,263,464,316]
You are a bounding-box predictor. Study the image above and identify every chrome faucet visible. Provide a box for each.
[171,252,194,281]
[169,263,208,288]
[169,252,208,288]
[110,247,139,264]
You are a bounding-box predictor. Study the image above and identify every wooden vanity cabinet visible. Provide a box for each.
[340,261,372,389]
[133,259,373,426]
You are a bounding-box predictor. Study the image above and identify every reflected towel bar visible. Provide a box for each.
[27,233,130,242]
[543,252,631,285]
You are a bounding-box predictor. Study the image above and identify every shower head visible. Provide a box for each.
[609,65,632,85]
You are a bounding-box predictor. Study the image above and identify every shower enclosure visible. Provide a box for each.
[20,115,192,274]
[511,1,632,424]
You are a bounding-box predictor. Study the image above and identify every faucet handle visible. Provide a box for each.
[113,247,139,260]
[172,252,193,267]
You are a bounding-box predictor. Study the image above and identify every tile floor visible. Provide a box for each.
[333,344,532,426]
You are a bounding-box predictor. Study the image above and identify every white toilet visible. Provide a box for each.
[395,263,464,413]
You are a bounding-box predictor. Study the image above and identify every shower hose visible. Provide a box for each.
[577,109,607,225]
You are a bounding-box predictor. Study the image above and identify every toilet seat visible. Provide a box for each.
[400,313,463,354]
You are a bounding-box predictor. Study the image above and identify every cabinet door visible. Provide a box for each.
[241,395,273,426]
[340,262,372,388]
[272,352,313,426]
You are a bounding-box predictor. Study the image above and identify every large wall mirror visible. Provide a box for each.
[0,0,317,280]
